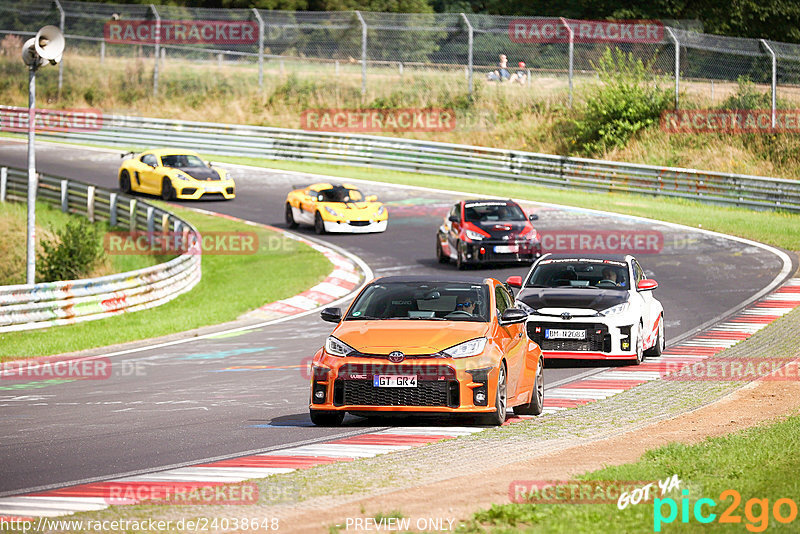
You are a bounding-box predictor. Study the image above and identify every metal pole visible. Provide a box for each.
[461,13,473,97]
[100,40,105,65]
[761,39,777,128]
[26,66,37,285]
[54,0,64,96]
[355,11,367,98]
[666,27,680,109]
[559,17,573,108]
[252,8,264,88]
[150,4,160,96]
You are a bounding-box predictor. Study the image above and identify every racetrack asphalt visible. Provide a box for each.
[0,139,793,496]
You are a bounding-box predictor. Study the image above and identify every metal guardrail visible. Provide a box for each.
[0,166,201,333]
[27,113,800,213]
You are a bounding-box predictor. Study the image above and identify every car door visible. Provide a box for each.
[495,284,525,398]
[138,153,159,194]
[633,259,656,341]
[295,188,317,224]
[446,203,462,258]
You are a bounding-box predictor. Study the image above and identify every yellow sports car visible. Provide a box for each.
[285,183,387,234]
[118,148,235,201]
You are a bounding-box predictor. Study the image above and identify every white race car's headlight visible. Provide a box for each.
[465,229,485,241]
[516,300,536,315]
[176,172,191,181]
[324,206,340,217]
[600,302,630,317]
[325,336,356,357]
[442,337,487,359]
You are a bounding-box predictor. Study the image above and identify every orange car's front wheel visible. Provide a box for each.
[310,409,344,426]
[480,363,507,426]
[514,358,544,416]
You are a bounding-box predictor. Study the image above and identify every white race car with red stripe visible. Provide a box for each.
[506,254,665,365]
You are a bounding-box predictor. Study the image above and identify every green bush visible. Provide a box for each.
[568,48,672,156]
[37,218,104,282]
[719,76,773,110]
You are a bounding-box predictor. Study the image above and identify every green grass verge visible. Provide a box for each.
[461,413,800,533]
[211,156,800,252]
[0,204,331,360]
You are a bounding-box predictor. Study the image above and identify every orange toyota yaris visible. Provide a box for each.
[308,276,544,426]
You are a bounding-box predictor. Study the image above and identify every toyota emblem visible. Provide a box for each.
[561,312,572,320]
[388,351,405,363]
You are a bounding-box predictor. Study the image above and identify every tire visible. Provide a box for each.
[161,177,175,201]
[630,323,644,365]
[314,211,326,235]
[285,203,299,229]
[480,363,507,426]
[436,237,448,264]
[514,358,544,416]
[119,170,131,194]
[644,314,665,358]
[456,247,467,270]
[309,409,344,426]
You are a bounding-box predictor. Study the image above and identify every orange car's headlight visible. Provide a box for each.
[325,336,356,357]
[442,337,487,358]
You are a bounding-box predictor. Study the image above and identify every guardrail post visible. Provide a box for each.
[150,4,160,97]
[665,27,680,109]
[129,198,137,232]
[109,192,117,226]
[760,39,777,129]
[161,212,169,234]
[559,17,574,108]
[461,13,473,97]
[0,168,6,202]
[100,41,105,65]
[173,219,182,250]
[86,185,95,222]
[60,179,68,212]
[355,11,367,98]
[253,8,265,88]
[146,206,155,235]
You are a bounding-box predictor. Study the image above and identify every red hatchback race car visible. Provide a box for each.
[436,199,541,269]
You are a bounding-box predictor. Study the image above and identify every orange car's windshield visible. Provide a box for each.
[346,281,490,322]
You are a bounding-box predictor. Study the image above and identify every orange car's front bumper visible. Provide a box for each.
[308,354,502,414]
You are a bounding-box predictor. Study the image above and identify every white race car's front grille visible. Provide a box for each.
[527,322,610,352]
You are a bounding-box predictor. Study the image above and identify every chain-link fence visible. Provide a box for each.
[2,0,799,113]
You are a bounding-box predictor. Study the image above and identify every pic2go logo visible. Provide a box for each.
[654,489,799,532]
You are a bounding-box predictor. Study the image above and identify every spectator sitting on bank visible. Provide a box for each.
[487,54,511,82]
[511,61,527,84]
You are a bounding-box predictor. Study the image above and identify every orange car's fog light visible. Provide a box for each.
[312,382,328,404]
[467,367,491,407]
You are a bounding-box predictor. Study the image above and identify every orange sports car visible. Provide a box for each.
[308,275,544,426]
